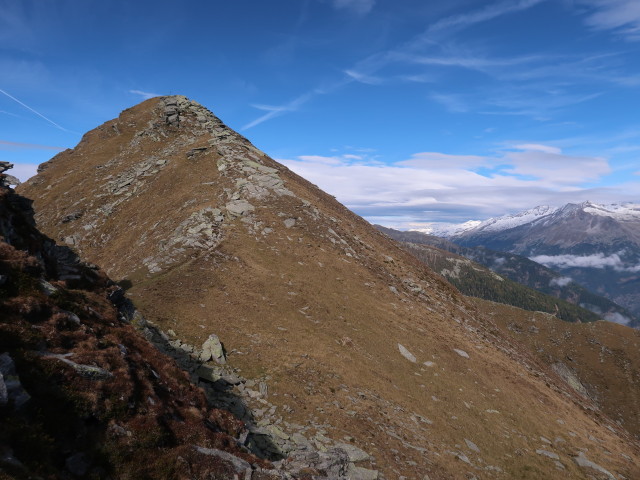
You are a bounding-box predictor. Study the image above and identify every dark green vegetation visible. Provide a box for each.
[377,226,638,325]
[448,203,640,322]
[401,241,600,324]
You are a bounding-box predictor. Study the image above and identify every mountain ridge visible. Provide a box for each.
[406,201,640,321]
[418,201,640,239]
[16,96,640,479]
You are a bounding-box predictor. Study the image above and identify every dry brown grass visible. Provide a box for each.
[19,96,640,479]
[0,185,273,479]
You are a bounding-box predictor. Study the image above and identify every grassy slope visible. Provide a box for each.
[18,96,640,479]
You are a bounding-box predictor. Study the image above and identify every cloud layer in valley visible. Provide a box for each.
[531,252,640,272]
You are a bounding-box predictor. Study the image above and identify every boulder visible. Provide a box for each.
[285,447,350,478]
[196,365,223,382]
[347,464,379,480]
[336,442,370,462]
[0,353,30,409]
[572,452,616,480]
[199,334,226,364]
[453,349,469,359]
[398,344,417,363]
[225,200,255,217]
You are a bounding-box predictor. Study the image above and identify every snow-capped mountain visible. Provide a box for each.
[429,202,640,239]
[464,205,559,235]
[442,201,640,322]
[413,219,481,237]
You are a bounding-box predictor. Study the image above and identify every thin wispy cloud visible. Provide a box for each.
[242,91,318,130]
[251,103,298,112]
[391,51,549,72]
[503,149,610,184]
[399,151,490,169]
[242,75,357,130]
[245,0,544,129]
[0,140,64,151]
[604,312,631,325]
[129,89,160,100]
[513,144,561,154]
[0,88,72,133]
[400,73,437,83]
[479,90,603,119]
[550,276,573,287]
[0,110,21,118]
[332,0,375,16]
[429,93,468,113]
[579,0,640,40]
[345,69,384,85]
[426,0,547,36]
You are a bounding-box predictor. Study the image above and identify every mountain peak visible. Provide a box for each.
[17,99,640,479]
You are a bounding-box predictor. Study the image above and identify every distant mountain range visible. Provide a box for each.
[415,202,640,323]
[376,225,639,327]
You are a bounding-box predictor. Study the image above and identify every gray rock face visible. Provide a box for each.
[464,439,480,453]
[536,449,560,460]
[285,447,350,478]
[348,464,379,480]
[39,279,59,296]
[336,442,370,462]
[0,353,30,409]
[200,334,226,364]
[41,353,113,380]
[0,372,7,406]
[572,452,616,480]
[196,364,223,382]
[552,362,590,398]
[225,199,255,217]
[194,446,251,473]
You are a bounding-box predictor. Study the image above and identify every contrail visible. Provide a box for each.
[0,88,72,133]
[0,139,64,151]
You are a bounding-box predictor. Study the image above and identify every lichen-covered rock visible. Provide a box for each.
[200,333,226,364]
[226,199,255,217]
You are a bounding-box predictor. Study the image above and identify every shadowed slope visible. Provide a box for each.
[0,171,307,479]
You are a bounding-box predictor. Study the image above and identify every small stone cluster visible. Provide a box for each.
[134,313,381,480]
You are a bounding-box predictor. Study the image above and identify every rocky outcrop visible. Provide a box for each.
[0,162,20,188]
[132,311,379,478]
[0,172,376,479]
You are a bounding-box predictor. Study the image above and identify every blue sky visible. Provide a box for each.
[2,0,640,228]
